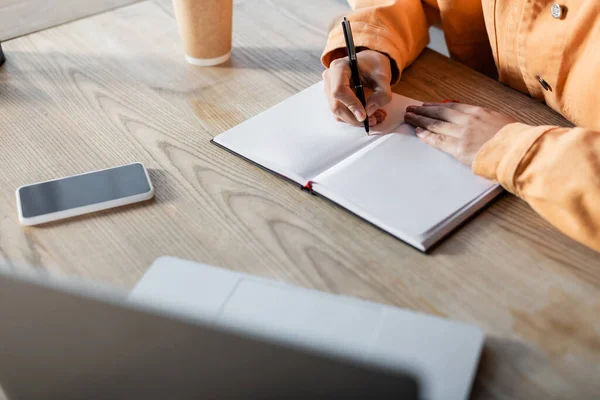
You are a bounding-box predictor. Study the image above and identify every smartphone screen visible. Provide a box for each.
[18,163,152,219]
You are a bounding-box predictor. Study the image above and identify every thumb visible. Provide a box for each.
[333,85,367,122]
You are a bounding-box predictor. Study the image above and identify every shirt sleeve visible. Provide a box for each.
[321,0,430,85]
[473,122,600,252]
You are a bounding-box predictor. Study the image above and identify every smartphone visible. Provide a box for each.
[0,41,5,66]
[16,163,154,226]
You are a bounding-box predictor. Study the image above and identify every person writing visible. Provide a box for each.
[321,0,600,252]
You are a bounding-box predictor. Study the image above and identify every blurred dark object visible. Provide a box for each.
[0,42,5,66]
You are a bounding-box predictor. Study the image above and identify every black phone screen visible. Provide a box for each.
[18,163,151,218]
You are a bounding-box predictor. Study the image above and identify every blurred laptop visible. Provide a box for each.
[0,257,484,399]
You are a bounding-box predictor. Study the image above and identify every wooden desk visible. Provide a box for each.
[0,0,598,398]
[0,0,139,41]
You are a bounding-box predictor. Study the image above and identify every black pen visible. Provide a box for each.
[341,17,369,134]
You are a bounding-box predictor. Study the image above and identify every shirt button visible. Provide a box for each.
[551,4,564,19]
[536,75,551,91]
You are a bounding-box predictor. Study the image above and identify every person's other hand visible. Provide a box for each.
[323,50,393,127]
[404,103,518,166]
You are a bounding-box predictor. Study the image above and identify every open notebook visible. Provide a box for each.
[212,82,502,251]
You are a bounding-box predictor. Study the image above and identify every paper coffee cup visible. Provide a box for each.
[172,0,233,66]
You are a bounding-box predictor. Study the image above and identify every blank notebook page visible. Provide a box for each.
[312,124,497,242]
[213,81,420,184]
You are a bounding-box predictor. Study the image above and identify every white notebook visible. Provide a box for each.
[213,82,502,251]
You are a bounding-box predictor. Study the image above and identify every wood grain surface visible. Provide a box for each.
[0,0,140,41]
[0,0,598,399]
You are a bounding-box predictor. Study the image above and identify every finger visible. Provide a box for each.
[372,109,387,125]
[329,67,367,122]
[422,102,480,114]
[327,84,364,126]
[404,112,460,137]
[405,105,467,124]
[363,86,374,102]
[363,70,393,113]
[333,101,363,126]
[365,83,392,116]
[415,127,459,156]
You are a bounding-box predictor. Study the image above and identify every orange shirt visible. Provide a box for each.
[322,0,600,252]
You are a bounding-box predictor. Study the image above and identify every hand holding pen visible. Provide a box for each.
[341,17,370,133]
[322,18,394,132]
